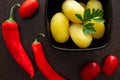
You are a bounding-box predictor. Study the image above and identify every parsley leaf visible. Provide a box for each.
[75,8,105,35]
[84,23,96,35]
[75,14,83,22]
[84,9,90,20]
[93,17,105,22]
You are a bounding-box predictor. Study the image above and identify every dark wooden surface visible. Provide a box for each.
[0,0,120,80]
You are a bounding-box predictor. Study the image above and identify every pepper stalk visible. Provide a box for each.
[7,4,20,22]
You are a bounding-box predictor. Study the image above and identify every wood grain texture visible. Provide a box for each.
[0,0,120,80]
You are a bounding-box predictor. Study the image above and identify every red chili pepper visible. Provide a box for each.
[19,0,39,18]
[2,4,34,78]
[31,34,65,80]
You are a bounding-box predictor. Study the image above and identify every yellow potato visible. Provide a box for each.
[92,20,105,39]
[86,0,103,13]
[50,12,69,43]
[62,0,85,23]
[69,24,92,48]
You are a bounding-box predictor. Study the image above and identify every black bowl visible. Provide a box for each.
[46,0,112,51]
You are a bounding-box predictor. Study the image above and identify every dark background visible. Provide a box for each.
[0,0,120,80]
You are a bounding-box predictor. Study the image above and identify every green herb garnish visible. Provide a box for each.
[84,23,96,35]
[75,8,105,35]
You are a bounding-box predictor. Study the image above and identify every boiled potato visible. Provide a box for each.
[69,24,92,48]
[50,12,69,43]
[92,20,105,39]
[86,0,103,13]
[62,0,85,23]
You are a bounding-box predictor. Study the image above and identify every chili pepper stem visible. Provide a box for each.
[38,33,45,38]
[33,38,38,43]
[7,4,20,22]
[33,33,45,43]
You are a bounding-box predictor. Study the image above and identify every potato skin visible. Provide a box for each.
[92,20,105,39]
[69,24,92,48]
[86,0,103,13]
[62,0,85,23]
[50,12,69,43]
